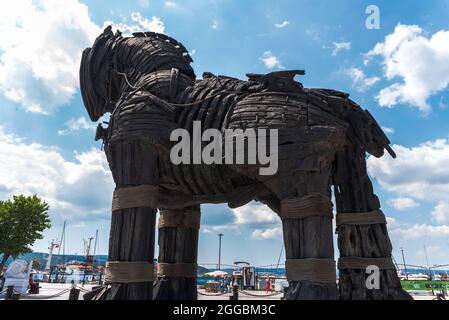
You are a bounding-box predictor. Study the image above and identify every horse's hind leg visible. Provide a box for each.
[333,146,412,300]
[153,205,201,300]
[266,163,338,300]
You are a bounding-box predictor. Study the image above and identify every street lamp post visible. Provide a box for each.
[218,233,223,270]
[400,247,408,280]
[424,245,431,278]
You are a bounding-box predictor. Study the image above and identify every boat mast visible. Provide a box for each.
[56,221,66,266]
[44,240,59,271]
[274,244,284,279]
[424,245,430,276]
[217,233,223,270]
[400,247,408,280]
[93,229,98,267]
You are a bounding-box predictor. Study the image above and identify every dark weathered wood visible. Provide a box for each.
[104,142,159,300]
[282,216,337,300]
[153,205,200,300]
[333,145,411,300]
[280,167,338,300]
[80,27,403,300]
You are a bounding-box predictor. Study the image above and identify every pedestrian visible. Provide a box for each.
[265,276,270,293]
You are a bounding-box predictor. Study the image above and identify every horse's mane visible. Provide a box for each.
[114,31,195,77]
[80,26,196,121]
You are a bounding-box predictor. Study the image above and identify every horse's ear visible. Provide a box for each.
[97,25,115,41]
[101,25,121,40]
[103,25,113,34]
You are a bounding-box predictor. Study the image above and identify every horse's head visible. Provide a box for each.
[80,26,119,121]
[80,26,195,122]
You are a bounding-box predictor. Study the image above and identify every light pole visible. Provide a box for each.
[217,233,223,270]
[424,245,431,278]
[400,247,408,280]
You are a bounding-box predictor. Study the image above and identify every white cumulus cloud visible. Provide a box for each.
[232,202,279,225]
[231,202,282,239]
[381,126,395,134]
[58,116,96,136]
[0,0,101,114]
[105,12,165,36]
[211,20,219,30]
[432,202,449,224]
[366,24,449,113]
[0,0,165,114]
[389,224,449,240]
[343,67,380,92]
[332,41,351,56]
[200,202,281,238]
[251,226,282,240]
[368,138,449,204]
[260,51,284,70]
[0,127,114,224]
[274,20,289,28]
[388,197,419,211]
[369,138,449,249]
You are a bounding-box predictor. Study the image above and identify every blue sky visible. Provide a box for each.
[0,0,449,268]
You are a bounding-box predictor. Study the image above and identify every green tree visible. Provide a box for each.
[0,195,51,273]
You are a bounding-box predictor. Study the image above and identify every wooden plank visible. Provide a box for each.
[105,142,158,300]
[333,146,411,300]
[154,206,200,300]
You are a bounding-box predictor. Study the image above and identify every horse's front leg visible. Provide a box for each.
[103,141,160,300]
[153,205,201,300]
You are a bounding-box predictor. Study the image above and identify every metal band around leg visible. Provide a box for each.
[158,209,201,229]
[112,185,159,211]
[105,261,155,283]
[157,263,197,278]
[285,259,336,283]
[280,193,333,219]
[338,257,396,270]
[336,210,386,226]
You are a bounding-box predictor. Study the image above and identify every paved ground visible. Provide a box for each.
[1,282,439,300]
[20,283,94,300]
[198,289,283,300]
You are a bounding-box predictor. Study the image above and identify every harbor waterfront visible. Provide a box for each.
[1,257,448,300]
[1,234,448,301]
[0,280,446,301]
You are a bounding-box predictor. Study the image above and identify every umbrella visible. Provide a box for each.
[205,270,228,277]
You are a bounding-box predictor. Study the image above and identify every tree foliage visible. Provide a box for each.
[0,195,51,269]
[32,258,41,270]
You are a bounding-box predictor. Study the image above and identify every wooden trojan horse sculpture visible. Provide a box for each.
[80,26,411,300]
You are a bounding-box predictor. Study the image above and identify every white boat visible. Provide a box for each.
[406,273,430,280]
